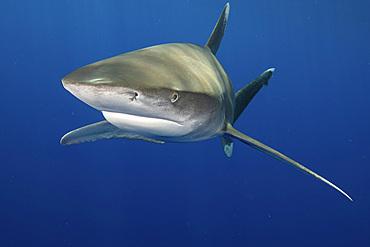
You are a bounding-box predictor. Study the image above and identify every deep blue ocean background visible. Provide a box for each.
[1,0,369,246]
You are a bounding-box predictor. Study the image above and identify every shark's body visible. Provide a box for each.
[61,4,351,200]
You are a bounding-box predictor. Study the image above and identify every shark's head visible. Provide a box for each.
[62,43,233,142]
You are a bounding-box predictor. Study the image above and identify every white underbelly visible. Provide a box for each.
[102,111,193,138]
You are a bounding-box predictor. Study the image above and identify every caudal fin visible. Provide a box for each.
[221,68,274,157]
[234,68,275,124]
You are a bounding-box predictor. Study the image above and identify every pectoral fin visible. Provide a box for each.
[224,124,352,201]
[60,120,164,145]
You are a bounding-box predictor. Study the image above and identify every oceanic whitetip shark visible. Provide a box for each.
[61,3,352,201]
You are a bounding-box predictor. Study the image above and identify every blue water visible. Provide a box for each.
[1,0,369,246]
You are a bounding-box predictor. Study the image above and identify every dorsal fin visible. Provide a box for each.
[205,3,230,55]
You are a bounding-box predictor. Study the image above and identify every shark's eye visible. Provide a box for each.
[171,92,179,103]
[130,92,138,101]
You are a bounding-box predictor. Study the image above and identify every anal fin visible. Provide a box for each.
[60,120,164,145]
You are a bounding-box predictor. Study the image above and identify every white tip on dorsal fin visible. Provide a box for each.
[205,3,230,55]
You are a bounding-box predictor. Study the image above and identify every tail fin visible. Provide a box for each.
[221,68,274,157]
[234,68,275,124]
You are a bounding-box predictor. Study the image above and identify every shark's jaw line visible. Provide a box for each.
[102,111,190,139]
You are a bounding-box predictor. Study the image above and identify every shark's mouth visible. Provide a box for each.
[102,111,190,138]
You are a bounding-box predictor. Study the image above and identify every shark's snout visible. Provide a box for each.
[62,64,108,87]
[61,62,130,112]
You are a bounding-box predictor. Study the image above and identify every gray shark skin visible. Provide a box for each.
[61,3,352,201]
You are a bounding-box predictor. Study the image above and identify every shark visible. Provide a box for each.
[61,3,352,201]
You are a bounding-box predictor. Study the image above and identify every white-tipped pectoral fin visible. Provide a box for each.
[224,124,352,201]
[60,120,164,145]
